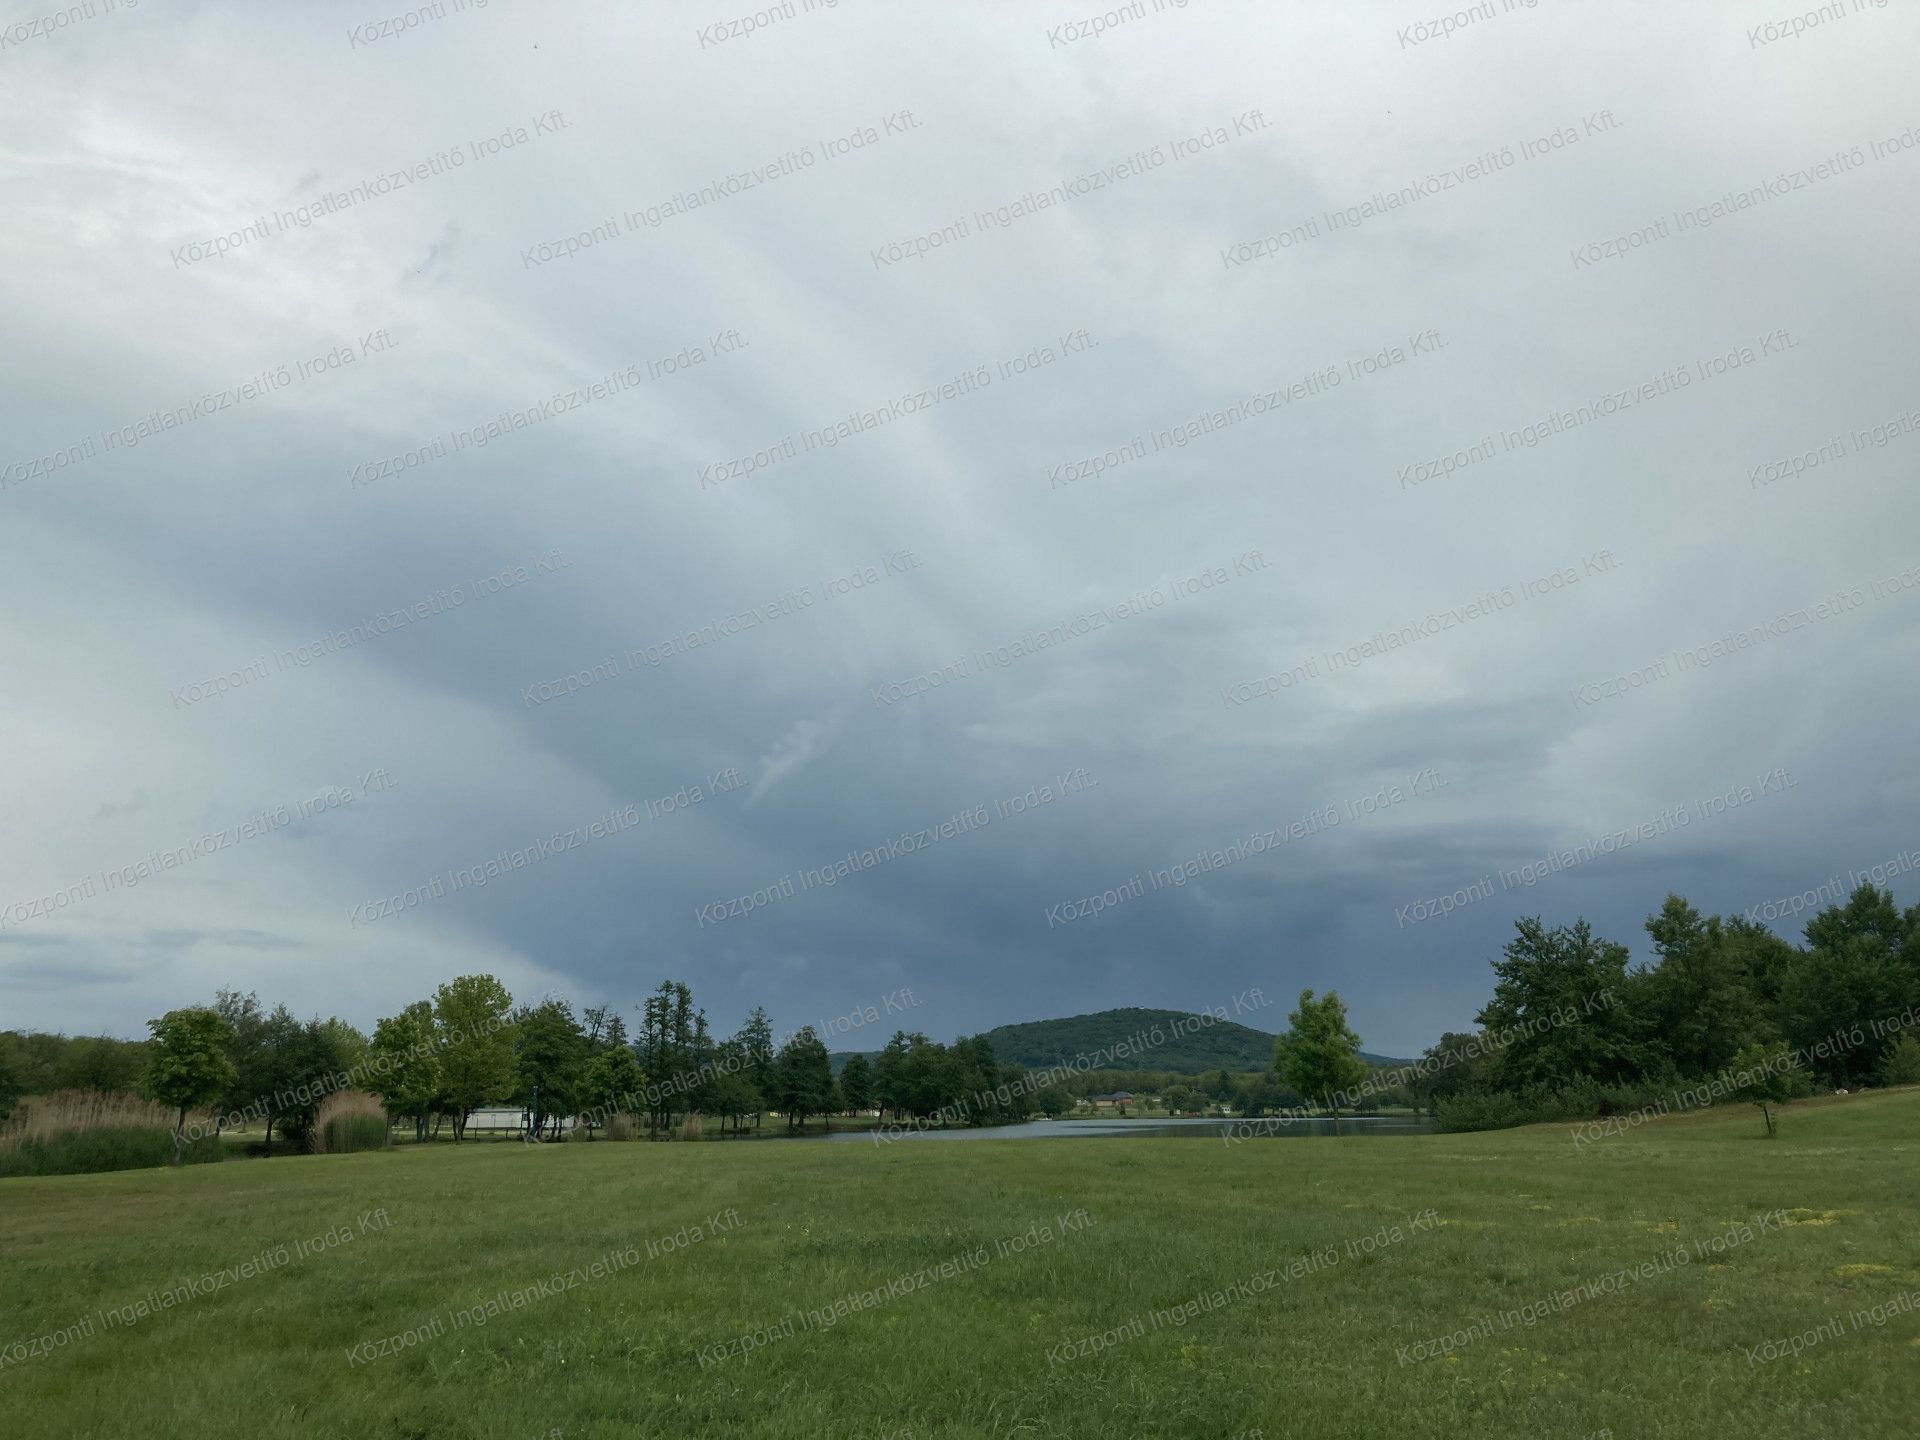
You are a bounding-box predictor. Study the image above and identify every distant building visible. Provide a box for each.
[1089,1091,1134,1108]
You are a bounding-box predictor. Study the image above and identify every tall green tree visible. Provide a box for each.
[872,1031,915,1121]
[838,1053,874,1114]
[950,1035,1003,1125]
[212,989,270,1130]
[241,1006,356,1152]
[270,1016,360,1151]
[734,1007,777,1126]
[1475,918,1645,1088]
[369,1002,441,1142]
[706,1038,761,1135]
[1719,914,1803,1009]
[773,1025,834,1132]
[142,1008,236,1165]
[1408,1031,1489,1113]
[250,1005,304,1150]
[898,1034,957,1120]
[638,981,709,1136]
[1803,883,1912,955]
[317,1017,369,1076]
[1639,895,1764,1078]
[580,1045,645,1138]
[1775,935,1918,1086]
[433,975,517,1140]
[708,1069,763,1136]
[514,999,589,1140]
[1275,990,1369,1132]
[581,1004,629,1053]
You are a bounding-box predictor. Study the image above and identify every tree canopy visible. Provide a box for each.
[1275,990,1369,1126]
[142,1008,236,1164]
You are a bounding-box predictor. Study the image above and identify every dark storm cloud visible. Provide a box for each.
[3,2,1918,1058]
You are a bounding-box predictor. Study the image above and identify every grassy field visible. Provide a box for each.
[2,1091,1916,1439]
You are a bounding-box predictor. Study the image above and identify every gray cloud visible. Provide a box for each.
[3,2,1918,1058]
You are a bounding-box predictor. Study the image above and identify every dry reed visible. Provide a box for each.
[0,1090,203,1151]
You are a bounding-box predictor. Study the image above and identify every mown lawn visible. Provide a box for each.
[2,1090,1916,1439]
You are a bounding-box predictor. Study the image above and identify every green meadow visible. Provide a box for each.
[2,1090,1916,1440]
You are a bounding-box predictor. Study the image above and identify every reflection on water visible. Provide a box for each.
[830,1115,1435,1142]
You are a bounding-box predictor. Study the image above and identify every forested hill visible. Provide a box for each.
[831,1007,1405,1075]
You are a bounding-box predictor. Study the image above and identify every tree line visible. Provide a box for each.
[8,882,1916,1154]
[1277,883,1920,1133]
[43,979,1079,1161]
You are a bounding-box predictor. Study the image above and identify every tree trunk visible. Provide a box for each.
[1329,1100,1341,1137]
[173,1106,187,1166]
[264,1116,275,1156]
[1762,1103,1775,1137]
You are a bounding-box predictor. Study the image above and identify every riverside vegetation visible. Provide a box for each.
[3,882,1917,1172]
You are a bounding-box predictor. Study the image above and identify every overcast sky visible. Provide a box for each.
[3,0,1917,1059]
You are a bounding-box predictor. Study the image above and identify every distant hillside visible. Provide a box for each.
[985,1007,1408,1074]
[832,1007,1405,1076]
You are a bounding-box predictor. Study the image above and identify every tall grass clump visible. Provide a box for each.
[605,1114,636,1141]
[0,1090,222,1178]
[311,1089,390,1154]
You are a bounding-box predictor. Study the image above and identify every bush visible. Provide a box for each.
[606,1114,636,1141]
[1431,1090,1538,1133]
[1432,1079,1689,1133]
[1878,1034,1920,1087]
[0,1091,222,1177]
[312,1090,389,1154]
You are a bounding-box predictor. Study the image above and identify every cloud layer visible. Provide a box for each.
[4,0,1918,1056]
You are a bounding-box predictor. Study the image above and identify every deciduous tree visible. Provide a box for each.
[1726,1040,1811,1137]
[1475,918,1645,1088]
[774,1026,834,1132]
[1275,989,1369,1132]
[369,1002,442,1142]
[433,975,517,1141]
[838,1053,874,1114]
[580,1045,645,1138]
[514,998,588,1141]
[1640,895,1763,1077]
[734,1007,777,1127]
[142,1008,236,1165]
